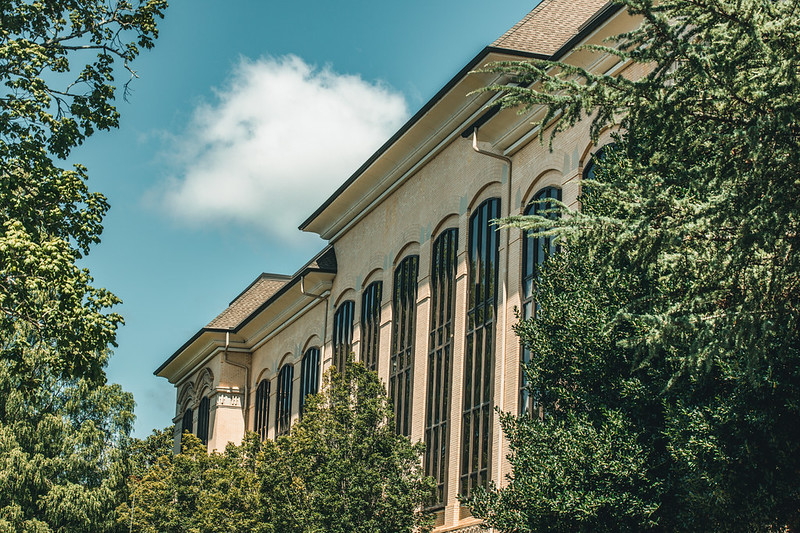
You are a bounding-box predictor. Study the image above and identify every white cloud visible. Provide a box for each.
[156,55,408,242]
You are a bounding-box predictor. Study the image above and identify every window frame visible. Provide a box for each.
[460,197,500,497]
[275,364,294,437]
[424,228,458,507]
[332,300,355,371]
[389,255,419,437]
[299,347,321,417]
[360,281,383,372]
[254,378,271,440]
[520,186,562,416]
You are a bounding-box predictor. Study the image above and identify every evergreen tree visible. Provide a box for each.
[1,2,166,530]
[467,2,800,523]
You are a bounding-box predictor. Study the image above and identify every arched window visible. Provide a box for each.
[254,379,270,440]
[460,197,500,497]
[299,347,321,416]
[275,364,294,437]
[332,300,355,371]
[425,228,458,506]
[197,396,210,445]
[360,282,383,372]
[390,255,419,437]
[181,407,193,435]
[520,186,561,416]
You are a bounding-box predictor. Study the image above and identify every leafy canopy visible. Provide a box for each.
[466,0,800,530]
[1,0,167,384]
[1,1,166,530]
[125,363,435,533]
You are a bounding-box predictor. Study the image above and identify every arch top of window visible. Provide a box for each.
[582,142,617,181]
[524,186,562,217]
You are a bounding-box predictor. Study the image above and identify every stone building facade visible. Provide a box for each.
[155,1,642,530]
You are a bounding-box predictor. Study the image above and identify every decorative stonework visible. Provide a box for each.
[215,392,242,407]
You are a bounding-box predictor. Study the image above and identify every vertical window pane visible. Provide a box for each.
[520,187,561,416]
[424,228,458,506]
[360,282,383,372]
[275,364,294,437]
[333,301,354,371]
[182,407,193,435]
[197,397,210,445]
[390,256,419,438]
[300,347,320,416]
[460,197,500,497]
[255,379,271,440]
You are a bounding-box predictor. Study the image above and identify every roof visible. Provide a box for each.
[154,246,337,378]
[205,274,290,329]
[299,0,620,235]
[491,0,611,56]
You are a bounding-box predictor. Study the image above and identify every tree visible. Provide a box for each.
[1,0,167,384]
[1,2,167,530]
[0,342,136,532]
[119,433,263,533]
[126,363,435,533]
[467,2,800,527]
[259,362,435,533]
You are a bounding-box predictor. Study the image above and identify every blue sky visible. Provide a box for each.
[77,0,539,437]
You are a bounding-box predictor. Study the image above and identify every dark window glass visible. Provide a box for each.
[300,347,321,416]
[197,396,210,444]
[460,197,500,497]
[182,407,193,435]
[254,379,271,440]
[361,282,383,372]
[275,364,294,437]
[520,187,561,416]
[332,301,355,371]
[425,228,458,506]
[390,255,419,437]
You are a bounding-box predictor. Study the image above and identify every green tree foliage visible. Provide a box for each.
[491,0,799,376]
[468,2,800,527]
[1,0,167,383]
[260,362,435,533]
[119,433,263,533]
[127,363,434,533]
[0,2,166,530]
[0,343,135,532]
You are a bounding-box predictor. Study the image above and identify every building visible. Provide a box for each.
[154,1,642,530]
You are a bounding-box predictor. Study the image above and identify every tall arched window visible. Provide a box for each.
[361,282,383,372]
[275,364,294,437]
[460,197,500,496]
[425,228,458,506]
[181,407,193,435]
[390,255,419,437]
[300,347,321,416]
[197,396,210,444]
[254,379,270,440]
[520,186,561,416]
[332,300,354,371]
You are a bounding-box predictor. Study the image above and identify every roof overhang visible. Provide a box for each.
[299,2,626,241]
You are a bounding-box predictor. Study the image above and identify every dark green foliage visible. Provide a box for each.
[120,433,263,533]
[0,348,135,532]
[0,2,166,530]
[127,363,434,533]
[261,362,435,533]
[468,2,800,523]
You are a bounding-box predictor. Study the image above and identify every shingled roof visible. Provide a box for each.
[205,274,290,329]
[492,0,612,56]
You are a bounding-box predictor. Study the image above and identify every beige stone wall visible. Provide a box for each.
[248,298,327,440]
[167,12,642,530]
